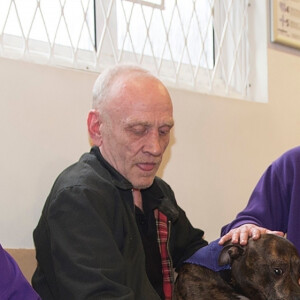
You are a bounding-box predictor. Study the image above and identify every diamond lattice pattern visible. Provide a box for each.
[0,0,250,99]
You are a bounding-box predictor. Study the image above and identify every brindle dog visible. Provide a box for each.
[175,234,300,300]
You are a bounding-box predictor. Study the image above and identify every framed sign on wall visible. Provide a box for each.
[271,0,300,50]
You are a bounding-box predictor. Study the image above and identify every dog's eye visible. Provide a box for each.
[274,268,283,276]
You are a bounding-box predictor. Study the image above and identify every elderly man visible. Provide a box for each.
[32,65,207,299]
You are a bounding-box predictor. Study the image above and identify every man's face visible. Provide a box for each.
[99,75,174,189]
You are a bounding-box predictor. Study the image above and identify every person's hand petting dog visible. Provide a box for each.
[219,223,285,246]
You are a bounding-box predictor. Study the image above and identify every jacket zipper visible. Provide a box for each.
[167,219,175,299]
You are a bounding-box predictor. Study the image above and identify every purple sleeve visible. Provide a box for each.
[221,148,300,236]
[0,245,41,300]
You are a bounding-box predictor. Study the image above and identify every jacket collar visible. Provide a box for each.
[90,146,133,190]
[90,146,179,221]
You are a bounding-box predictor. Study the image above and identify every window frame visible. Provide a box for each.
[0,0,268,102]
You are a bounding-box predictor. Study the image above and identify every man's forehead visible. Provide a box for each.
[122,114,174,127]
[106,72,173,125]
[123,116,174,127]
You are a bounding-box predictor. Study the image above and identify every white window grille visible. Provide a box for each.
[0,0,268,102]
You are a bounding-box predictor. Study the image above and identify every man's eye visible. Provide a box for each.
[159,128,171,136]
[131,126,147,135]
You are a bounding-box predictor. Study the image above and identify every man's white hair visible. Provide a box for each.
[92,64,155,111]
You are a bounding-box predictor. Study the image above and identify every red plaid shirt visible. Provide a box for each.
[154,209,173,300]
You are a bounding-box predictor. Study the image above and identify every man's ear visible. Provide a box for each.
[87,109,102,146]
[218,243,245,266]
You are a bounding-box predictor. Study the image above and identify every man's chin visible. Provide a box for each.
[131,178,155,190]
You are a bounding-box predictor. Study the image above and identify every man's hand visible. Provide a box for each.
[218,224,284,246]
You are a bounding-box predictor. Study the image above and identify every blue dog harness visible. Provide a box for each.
[184,238,231,272]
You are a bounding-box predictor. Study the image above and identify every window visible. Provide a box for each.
[115,0,214,68]
[0,0,267,102]
[1,1,95,49]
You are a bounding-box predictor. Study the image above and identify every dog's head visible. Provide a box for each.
[219,234,300,300]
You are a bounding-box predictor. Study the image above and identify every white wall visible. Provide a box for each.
[1,45,300,248]
[162,47,300,241]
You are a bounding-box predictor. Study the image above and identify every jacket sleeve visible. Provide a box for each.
[34,186,137,300]
[0,245,41,300]
[221,154,292,236]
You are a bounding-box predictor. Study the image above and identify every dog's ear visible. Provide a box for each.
[218,243,245,266]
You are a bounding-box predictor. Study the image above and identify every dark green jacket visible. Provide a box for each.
[32,147,207,299]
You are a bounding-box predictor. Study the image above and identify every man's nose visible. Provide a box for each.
[143,131,163,156]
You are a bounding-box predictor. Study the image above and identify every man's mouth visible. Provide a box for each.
[137,163,156,172]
